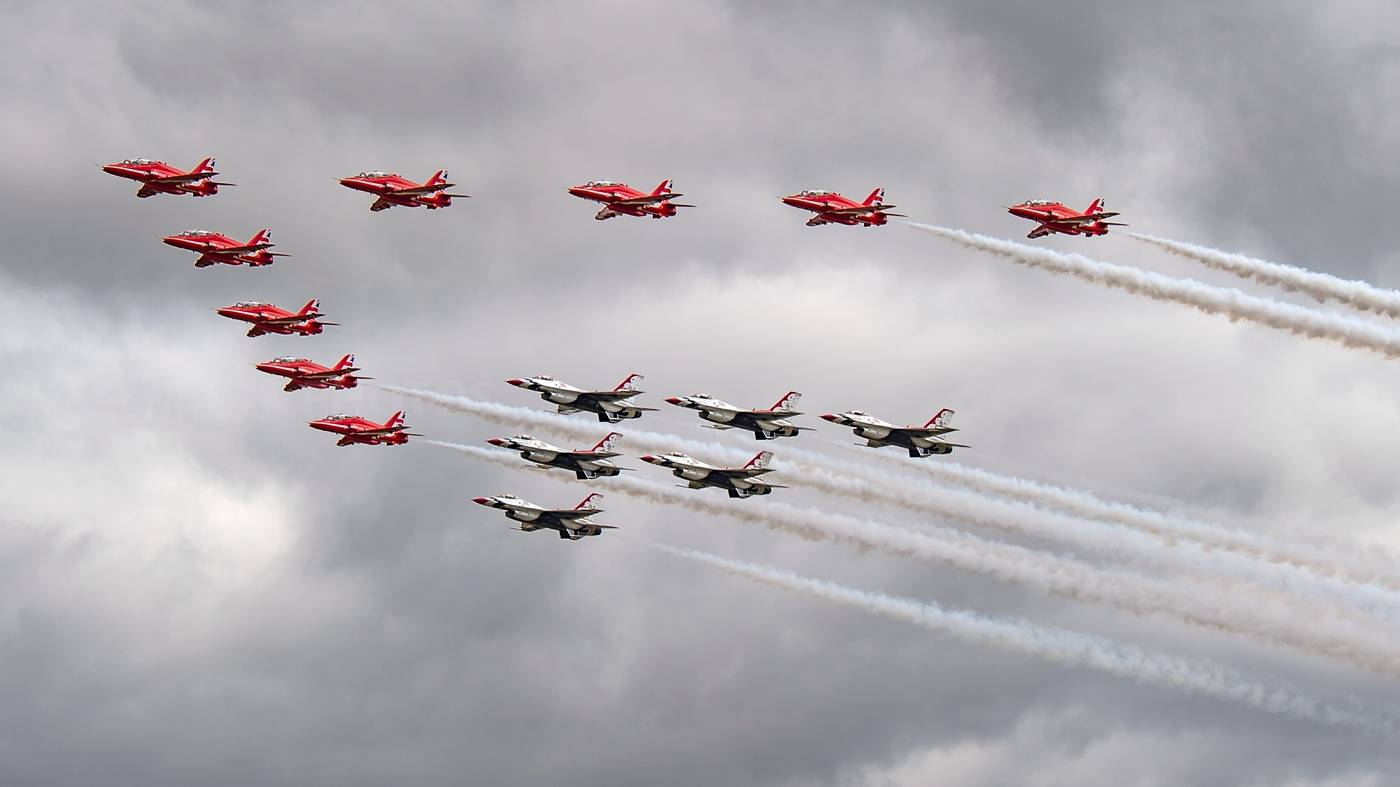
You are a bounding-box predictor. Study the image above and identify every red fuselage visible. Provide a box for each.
[566,181,683,220]
[781,190,891,227]
[308,414,412,446]
[101,158,227,198]
[1007,201,1118,238]
[215,301,329,338]
[255,357,362,392]
[162,230,281,268]
[338,171,460,212]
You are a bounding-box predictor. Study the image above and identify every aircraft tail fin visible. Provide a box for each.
[297,298,321,316]
[192,157,217,175]
[249,228,272,246]
[863,187,886,206]
[591,432,623,453]
[651,179,674,196]
[769,390,802,411]
[744,450,775,470]
[1086,198,1104,216]
[333,353,356,371]
[575,492,604,510]
[426,169,449,186]
[385,410,406,428]
[924,408,955,429]
[614,372,645,392]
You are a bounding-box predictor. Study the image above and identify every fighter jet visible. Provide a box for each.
[640,450,784,498]
[472,492,617,540]
[486,432,627,480]
[338,169,469,212]
[215,299,334,337]
[1007,198,1127,239]
[162,228,288,268]
[820,408,968,457]
[566,179,695,220]
[101,157,233,198]
[665,391,808,440]
[507,373,656,423]
[255,354,368,392]
[780,187,905,227]
[308,411,419,446]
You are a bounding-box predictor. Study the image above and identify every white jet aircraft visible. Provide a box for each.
[820,407,968,457]
[471,492,617,540]
[486,432,627,480]
[640,450,785,498]
[507,372,656,423]
[665,390,809,440]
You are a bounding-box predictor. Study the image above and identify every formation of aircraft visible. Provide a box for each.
[640,450,785,498]
[1006,198,1127,239]
[487,432,627,480]
[665,391,808,440]
[472,492,616,540]
[338,170,470,212]
[101,157,233,198]
[255,354,368,392]
[307,411,419,446]
[216,299,334,337]
[162,228,288,268]
[507,373,656,423]
[566,179,694,220]
[781,187,905,227]
[820,408,968,457]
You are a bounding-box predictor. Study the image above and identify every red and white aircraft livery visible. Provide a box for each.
[780,187,905,227]
[487,432,626,480]
[308,411,419,447]
[215,299,334,337]
[255,354,368,392]
[820,408,968,457]
[162,228,288,268]
[565,179,695,220]
[472,492,617,541]
[640,450,785,499]
[1007,198,1126,239]
[507,373,656,423]
[101,157,233,198]
[665,391,808,441]
[338,169,469,212]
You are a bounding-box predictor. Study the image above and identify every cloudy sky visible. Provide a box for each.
[6,1,1400,784]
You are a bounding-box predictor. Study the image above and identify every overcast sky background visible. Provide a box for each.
[5,2,1400,784]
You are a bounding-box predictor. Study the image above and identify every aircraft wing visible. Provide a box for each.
[608,193,683,208]
[897,426,959,437]
[1049,212,1121,225]
[824,204,898,215]
[551,508,602,521]
[298,367,360,380]
[388,182,455,196]
[206,243,274,255]
[712,467,772,479]
[148,172,218,184]
[261,314,322,325]
[583,390,649,402]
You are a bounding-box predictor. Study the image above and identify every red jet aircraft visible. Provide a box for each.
[1007,198,1126,239]
[255,354,368,392]
[308,411,419,446]
[162,228,288,268]
[101,157,233,198]
[338,169,469,212]
[565,179,695,220]
[781,187,904,227]
[215,299,334,337]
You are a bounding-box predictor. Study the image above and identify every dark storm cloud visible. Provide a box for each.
[4,2,1400,785]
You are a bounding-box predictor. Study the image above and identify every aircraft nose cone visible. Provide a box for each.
[485,438,506,447]
[664,397,684,405]
[640,455,659,464]
[505,378,525,387]
[471,497,491,506]
[819,413,840,422]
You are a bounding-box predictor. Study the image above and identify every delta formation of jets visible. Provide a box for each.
[100,154,1120,541]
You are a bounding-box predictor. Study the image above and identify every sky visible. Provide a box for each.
[5,1,1400,784]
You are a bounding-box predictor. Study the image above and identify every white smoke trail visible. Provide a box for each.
[909,223,1400,360]
[393,386,1400,620]
[432,439,1400,677]
[1130,233,1400,319]
[656,544,1399,735]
